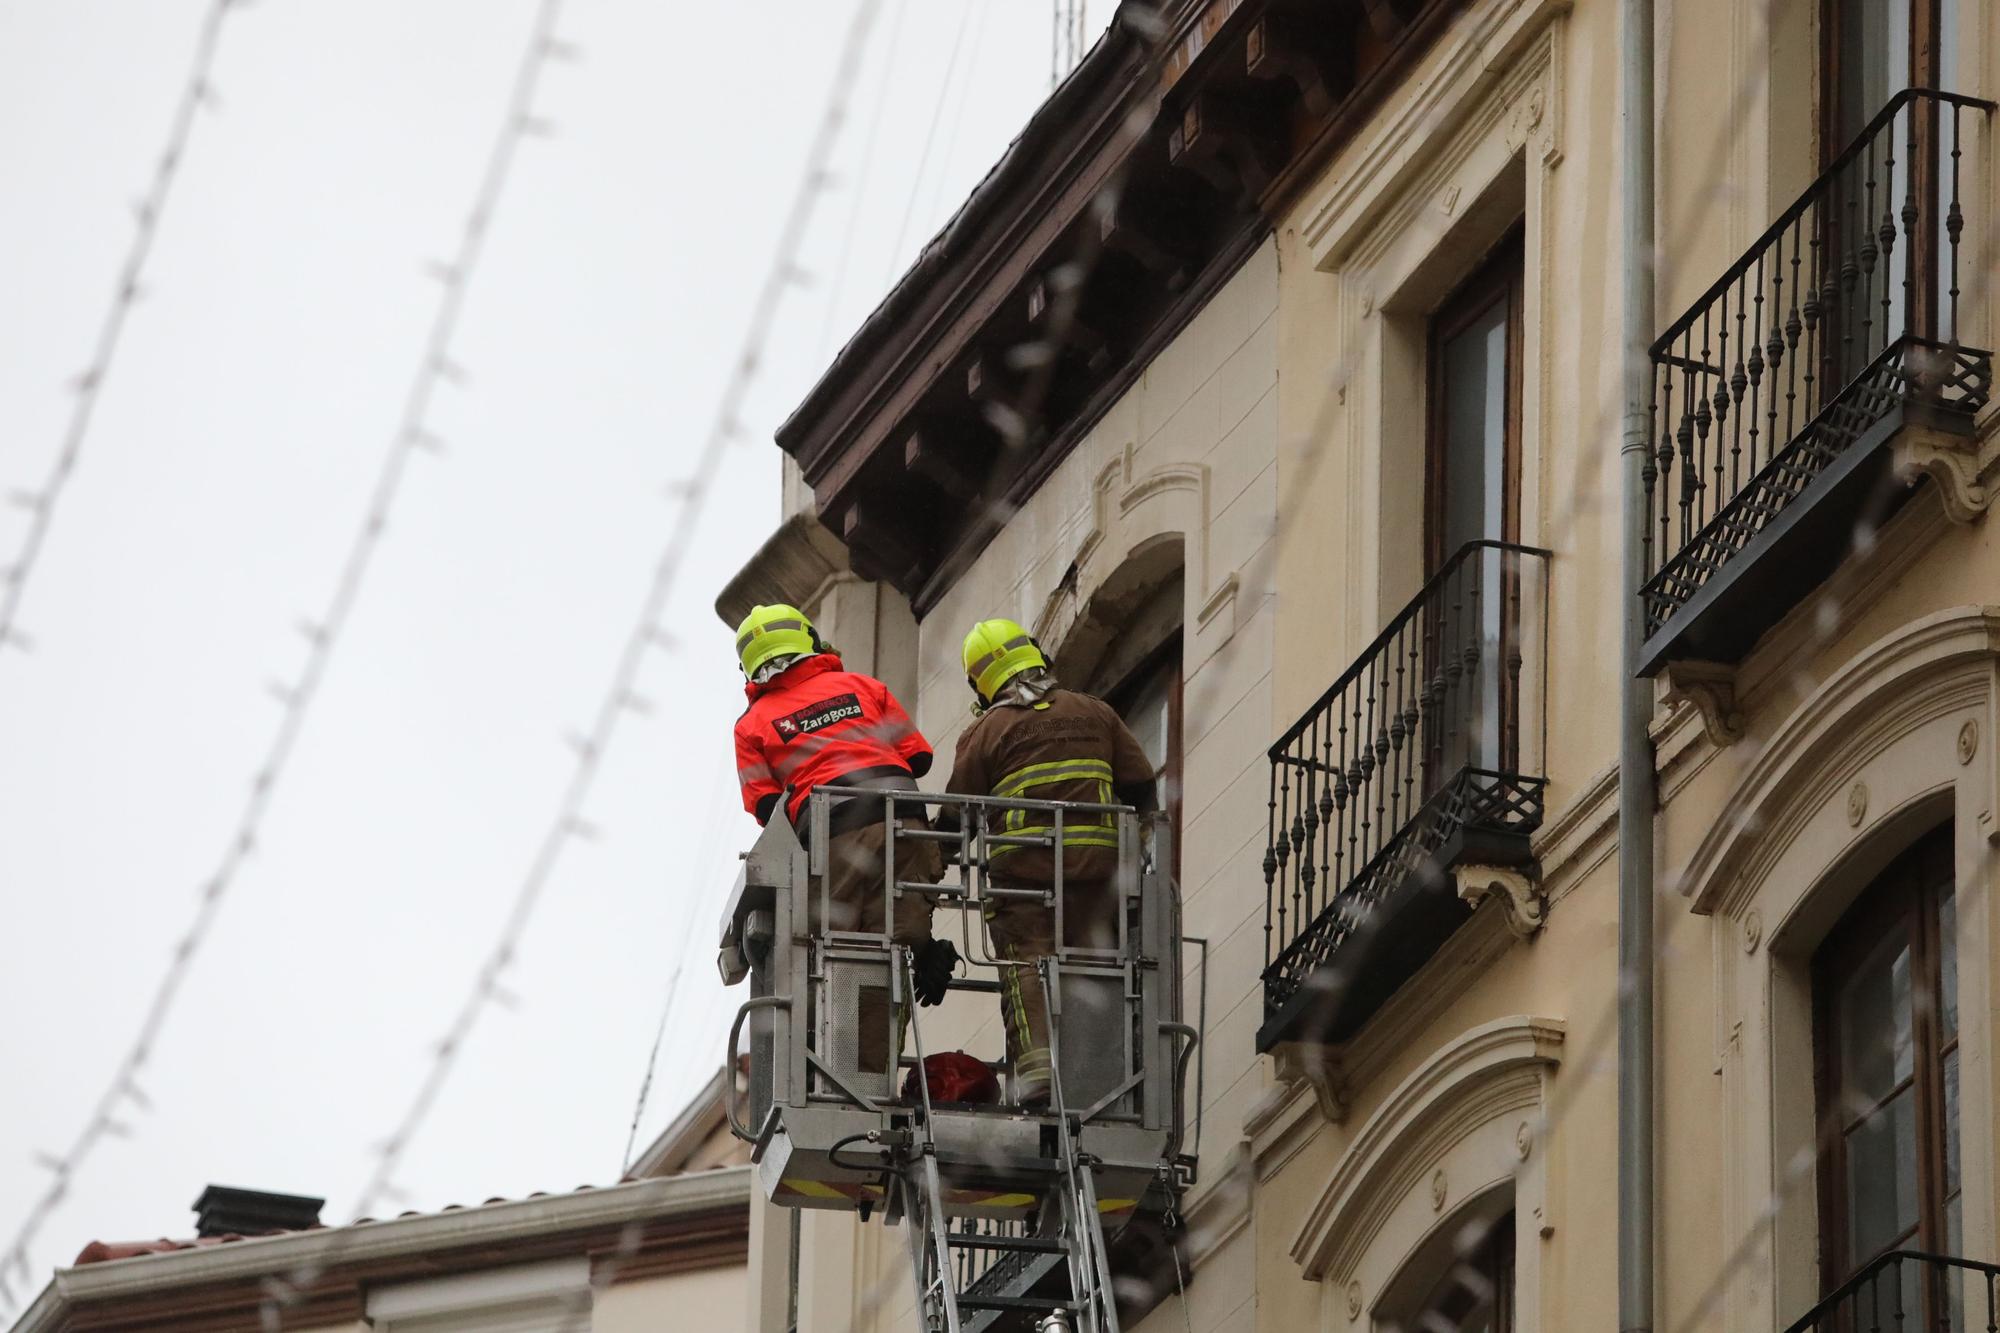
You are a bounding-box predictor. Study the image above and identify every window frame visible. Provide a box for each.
[1811,824,1959,1293]
[1103,631,1183,881]
[1817,0,1952,341]
[1423,230,1526,576]
[1421,233,1527,778]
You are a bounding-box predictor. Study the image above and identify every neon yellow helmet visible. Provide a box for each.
[962,618,1048,702]
[735,603,817,677]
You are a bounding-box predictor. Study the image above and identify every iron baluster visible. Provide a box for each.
[1947,102,1964,343]
[1262,763,1277,972]
[1748,253,1767,477]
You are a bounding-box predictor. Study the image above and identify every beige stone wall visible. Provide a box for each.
[596,1265,746,1333]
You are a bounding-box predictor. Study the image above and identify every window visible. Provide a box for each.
[1381,1210,1516,1333]
[1426,234,1523,571]
[1106,633,1182,877]
[1820,0,1963,352]
[1823,0,1959,153]
[1424,236,1524,779]
[1813,828,1960,1309]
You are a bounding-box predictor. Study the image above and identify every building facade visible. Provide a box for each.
[722,0,2000,1329]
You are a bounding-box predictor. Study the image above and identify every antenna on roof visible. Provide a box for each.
[1051,0,1087,88]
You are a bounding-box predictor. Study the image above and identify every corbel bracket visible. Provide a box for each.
[1662,658,1745,747]
[1273,1043,1351,1123]
[1453,863,1546,940]
[1893,422,2000,525]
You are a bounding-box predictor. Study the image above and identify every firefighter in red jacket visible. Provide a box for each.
[732,604,952,1075]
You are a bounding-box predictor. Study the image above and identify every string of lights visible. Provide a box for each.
[0,0,238,659]
[0,0,577,1309]
[258,4,889,1323]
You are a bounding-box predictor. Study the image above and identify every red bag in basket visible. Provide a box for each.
[903,1051,1000,1105]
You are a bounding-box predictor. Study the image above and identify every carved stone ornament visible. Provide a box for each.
[1274,1043,1350,1123]
[1848,782,1869,828]
[1515,1119,1535,1161]
[1742,908,1763,955]
[1959,720,1979,766]
[1892,424,2000,525]
[1430,1168,1448,1212]
[1661,659,1745,746]
[1454,863,1546,939]
[1346,1279,1364,1321]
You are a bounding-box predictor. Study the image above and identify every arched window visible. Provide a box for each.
[1374,1199,1517,1333]
[1812,825,1960,1304]
[1052,541,1184,871]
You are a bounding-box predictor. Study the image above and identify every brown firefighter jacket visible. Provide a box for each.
[942,688,1155,884]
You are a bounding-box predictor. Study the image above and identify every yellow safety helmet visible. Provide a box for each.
[962,618,1048,703]
[735,603,818,678]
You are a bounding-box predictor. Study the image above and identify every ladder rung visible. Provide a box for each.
[946,1233,1064,1253]
[956,1295,1076,1314]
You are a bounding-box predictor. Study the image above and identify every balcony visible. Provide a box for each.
[1639,89,1994,676]
[1784,1251,2000,1332]
[1258,541,1549,1051]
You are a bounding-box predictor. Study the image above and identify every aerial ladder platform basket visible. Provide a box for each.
[719,786,1201,1333]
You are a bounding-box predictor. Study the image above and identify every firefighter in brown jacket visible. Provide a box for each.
[942,618,1157,1106]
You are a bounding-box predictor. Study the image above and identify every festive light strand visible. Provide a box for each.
[256,7,888,1324]
[0,0,238,657]
[0,0,576,1308]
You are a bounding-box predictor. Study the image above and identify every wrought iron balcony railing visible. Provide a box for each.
[1784,1250,2000,1332]
[1640,89,1995,673]
[1258,541,1549,1049]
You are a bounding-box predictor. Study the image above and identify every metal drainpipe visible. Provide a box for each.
[1618,0,1658,1327]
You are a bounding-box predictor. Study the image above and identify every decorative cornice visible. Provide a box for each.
[1675,605,2000,916]
[1289,1016,1565,1281]
[774,0,1472,608]
[1298,0,1568,269]
[1529,760,1618,905]
[713,511,853,628]
[1040,442,1244,662]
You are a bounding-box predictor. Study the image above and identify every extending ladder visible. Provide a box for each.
[900,958,1124,1333]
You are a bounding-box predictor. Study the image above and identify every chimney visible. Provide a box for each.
[191,1185,324,1238]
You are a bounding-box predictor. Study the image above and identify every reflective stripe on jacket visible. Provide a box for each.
[943,688,1153,884]
[992,757,1119,861]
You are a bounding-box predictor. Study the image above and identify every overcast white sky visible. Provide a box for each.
[0,0,1109,1293]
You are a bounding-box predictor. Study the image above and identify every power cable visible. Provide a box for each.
[886,0,976,285]
[921,0,991,231]
[0,0,578,1309]
[0,0,239,659]
[257,8,889,1323]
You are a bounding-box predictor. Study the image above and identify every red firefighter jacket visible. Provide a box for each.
[734,653,933,830]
